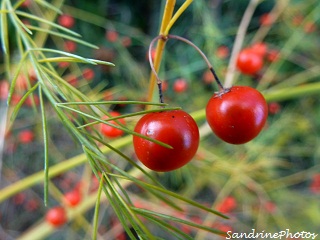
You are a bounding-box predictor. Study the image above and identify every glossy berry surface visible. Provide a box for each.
[236,49,263,75]
[206,86,268,144]
[133,110,199,172]
[45,206,67,227]
[101,111,126,138]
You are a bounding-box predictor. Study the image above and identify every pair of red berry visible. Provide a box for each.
[132,85,268,172]
[45,190,82,227]
[126,35,268,172]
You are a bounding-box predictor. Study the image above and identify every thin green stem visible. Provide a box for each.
[92,174,104,240]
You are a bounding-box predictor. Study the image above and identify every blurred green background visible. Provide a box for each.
[0,0,320,239]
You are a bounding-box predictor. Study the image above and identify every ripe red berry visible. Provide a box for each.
[101,111,126,138]
[46,206,67,227]
[173,78,188,93]
[66,74,78,86]
[105,30,119,42]
[236,49,264,75]
[58,14,75,29]
[206,86,268,144]
[63,40,77,52]
[58,61,70,68]
[268,102,281,115]
[20,0,31,8]
[259,13,274,26]
[264,201,277,213]
[18,130,34,144]
[217,196,237,214]
[64,190,82,207]
[309,173,320,194]
[133,110,199,172]
[82,68,95,81]
[216,45,229,59]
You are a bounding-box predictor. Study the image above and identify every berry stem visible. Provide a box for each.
[167,34,225,91]
[148,34,226,99]
[148,35,169,103]
[146,0,176,106]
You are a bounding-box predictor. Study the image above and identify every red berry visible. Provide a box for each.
[64,191,82,207]
[202,70,215,84]
[309,173,320,194]
[206,86,268,144]
[236,49,264,75]
[259,13,274,26]
[312,174,320,184]
[46,206,67,227]
[264,201,276,213]
[20,0,31,8]
[268,102,281,115]
[250,42,268,57]
[82,68,95,81]
[10,94,22,105]
[63,40,77,52]
[105,30,118,42]
[133,110,199,172]
[13,192,26,205]
[101,111,126,138]
[66,74,78,86]
[58,14,75,29]
[121,36,132,47]
[58,61,70,68]
[217,196,237,213]
[18,130,34,144]
[173,78,188,93]
[216,45,229,59]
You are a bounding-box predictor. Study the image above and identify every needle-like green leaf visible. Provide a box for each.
[39,86,49,206]
[0,1,9,55]
[27,25,98,49]
[15,10,81,37]
[31,48,97,64]
[35,0,63,14]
